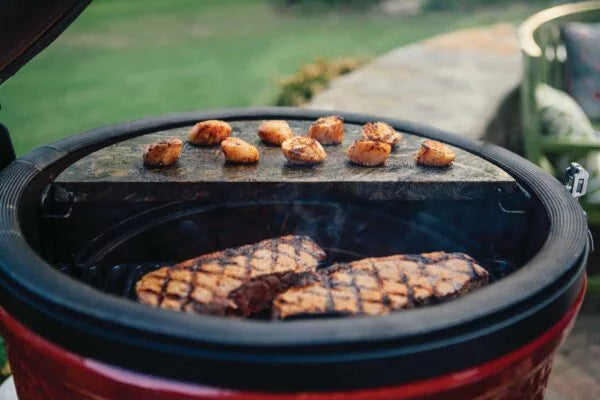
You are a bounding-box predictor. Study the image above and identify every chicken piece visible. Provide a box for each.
[282,136,327,165]
[416,140,456,167]
[361,122,402,146]
[136,236,326,317]
[346,140,391,166]
[142,138,183,168]
[307,116,344,145]
[258,120,294,146]
[273,252,489,319]
[221,137,259,164]
[188,120,232,145]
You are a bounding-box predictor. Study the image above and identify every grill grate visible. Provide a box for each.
[54,200,526,309]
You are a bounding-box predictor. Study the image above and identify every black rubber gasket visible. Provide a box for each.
[0,107,588,390]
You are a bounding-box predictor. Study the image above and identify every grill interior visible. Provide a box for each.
[38,119,544,311]
[49,199,537,305]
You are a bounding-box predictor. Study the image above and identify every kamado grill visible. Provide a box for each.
[0,2,590,400]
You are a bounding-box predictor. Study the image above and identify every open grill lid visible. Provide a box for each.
[0,0,92,84]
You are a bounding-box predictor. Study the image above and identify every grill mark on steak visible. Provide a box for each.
[415,256,428,306]
[158,267,172,307]
[324,274,335,314]
[349,263,363,314]
[180,258,200,311]
[136,235,325,317]
[400,265,414,309]
[370,258,390,309]
[273,252,488,319]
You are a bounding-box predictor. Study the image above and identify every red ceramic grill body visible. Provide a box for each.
[0,277,585,400]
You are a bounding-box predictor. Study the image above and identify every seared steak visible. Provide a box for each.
[273,252,488,319]
[136,235,326,316]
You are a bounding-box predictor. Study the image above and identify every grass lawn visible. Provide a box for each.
[1,0,539,155]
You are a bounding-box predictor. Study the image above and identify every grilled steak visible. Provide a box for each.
[273,252,488,319]
[136,235,326,316]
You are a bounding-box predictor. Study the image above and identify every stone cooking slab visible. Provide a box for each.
[54,119,517,203]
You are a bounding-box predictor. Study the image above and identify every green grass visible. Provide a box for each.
[0,336,6,382]
[589,275,600,294]
[1,0,537,155]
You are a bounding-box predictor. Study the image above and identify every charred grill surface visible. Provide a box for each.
[273,252,489,319]
[136,235,326,316]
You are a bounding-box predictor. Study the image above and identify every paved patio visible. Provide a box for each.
[307,23,521,142]
[546,295,600,400]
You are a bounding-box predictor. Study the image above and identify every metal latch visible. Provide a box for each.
[564,162,594,252]
[565,162,589,199]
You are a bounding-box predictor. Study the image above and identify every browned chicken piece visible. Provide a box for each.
[273,252,488,319]
[188,120,232,145]
[258,120,294,146]
[136,236,326,317]
[346,140,391,167]
[416,140,456,167]
[307,116,344,145]
[220,137,259,164]
[281,136,327,165]
[143,138,183,167]
[361,122,402,146]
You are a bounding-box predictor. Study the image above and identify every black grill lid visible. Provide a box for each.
[0,0,92,84]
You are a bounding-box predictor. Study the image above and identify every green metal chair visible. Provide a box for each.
[520,0,600,223]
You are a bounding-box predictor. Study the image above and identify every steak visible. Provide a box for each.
[136,235,326,316]
[273,252,488,319]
